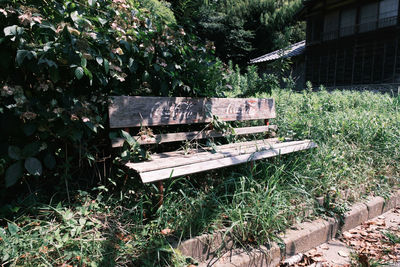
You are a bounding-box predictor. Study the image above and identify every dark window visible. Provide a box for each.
[323,11,339,40]
[311,16,323,42]
[360,2,378,32]
[379,0,399,27]
[340,8,357,36]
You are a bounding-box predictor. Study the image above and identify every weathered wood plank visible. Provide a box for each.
[109,96,276,128]
[126,138,285,172]
[147,138,280,160]
[138,140,317,183]
[111,125,278,147]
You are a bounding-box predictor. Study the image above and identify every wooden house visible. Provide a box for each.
[298,0,400,89]
[249,40,306,90]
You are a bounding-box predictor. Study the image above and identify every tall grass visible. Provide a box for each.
[272,88,400,201]
[1,88,399,266]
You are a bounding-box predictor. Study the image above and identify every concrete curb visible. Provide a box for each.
[197,244,281,267]
[177,230,235,262]
[341,203,369,232]
[283,217,338,257]
[177,190,400,266]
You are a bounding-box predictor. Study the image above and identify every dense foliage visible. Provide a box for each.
[0,0,226,202]
[171,0,305,65]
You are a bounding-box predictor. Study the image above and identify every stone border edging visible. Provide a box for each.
[177,190,400,266]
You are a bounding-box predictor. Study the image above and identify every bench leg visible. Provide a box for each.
[157,181,164,207]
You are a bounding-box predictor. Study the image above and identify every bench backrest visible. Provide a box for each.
[109,96,275,127]
[109,96,276,147]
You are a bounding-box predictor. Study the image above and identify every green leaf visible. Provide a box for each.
[75,67,84,80]
[5,161,23,187]
[104,59,109,74]
[121,149,128,158]
[172,79,182,89]
[145,18,152,28]
[81,57,87,68]
[142,71,150,81]
[96,57,103,65]
[70,11,80,23]
[44,153,56,170]
[8,146,22,160]
[98,18,107,26]
[128,58,138,73]
[121,130,136,147]
[88,0,97,6]
[79,218,86,226]
[38,58,57,68]
[16,50,37,66]
[84,67,93,80]
[162,51,172,57]
[7,222,19,236]
[38,21,56,32]
[16,50,28,66]
[84,121,97,133]
[24,157,43,176]
[2,253,9,263]
[3,25,24,36]
[62,233,69,243]
[62,210,74,221]
[0,228,6,238]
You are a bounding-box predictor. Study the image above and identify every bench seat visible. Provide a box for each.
[126,139,316,183]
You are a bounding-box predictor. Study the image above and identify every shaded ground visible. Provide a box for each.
[285,207,400,266]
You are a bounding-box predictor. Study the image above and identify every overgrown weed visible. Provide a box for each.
[1,88,400,266]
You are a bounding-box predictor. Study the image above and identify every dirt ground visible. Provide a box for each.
[283,207,400,267]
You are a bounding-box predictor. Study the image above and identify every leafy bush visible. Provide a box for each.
[0,0,225,198]
[139,0,177,25]
[224,62,279,97]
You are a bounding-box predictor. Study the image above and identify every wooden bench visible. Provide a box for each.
[109,96,317,184]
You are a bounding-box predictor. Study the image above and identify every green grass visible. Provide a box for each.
[1,88,400,266]
[383,230,400,244]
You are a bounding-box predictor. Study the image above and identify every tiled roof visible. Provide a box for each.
[249,40,306,64]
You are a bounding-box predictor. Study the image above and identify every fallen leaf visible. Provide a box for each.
[359,230,368,236]
[350,240,362,246]
[161,228,173,235]
[320,244,329,250]
[343,232,353,239]
[282,253,304,265]
[312,256,326,262]
[338,250,350,257]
